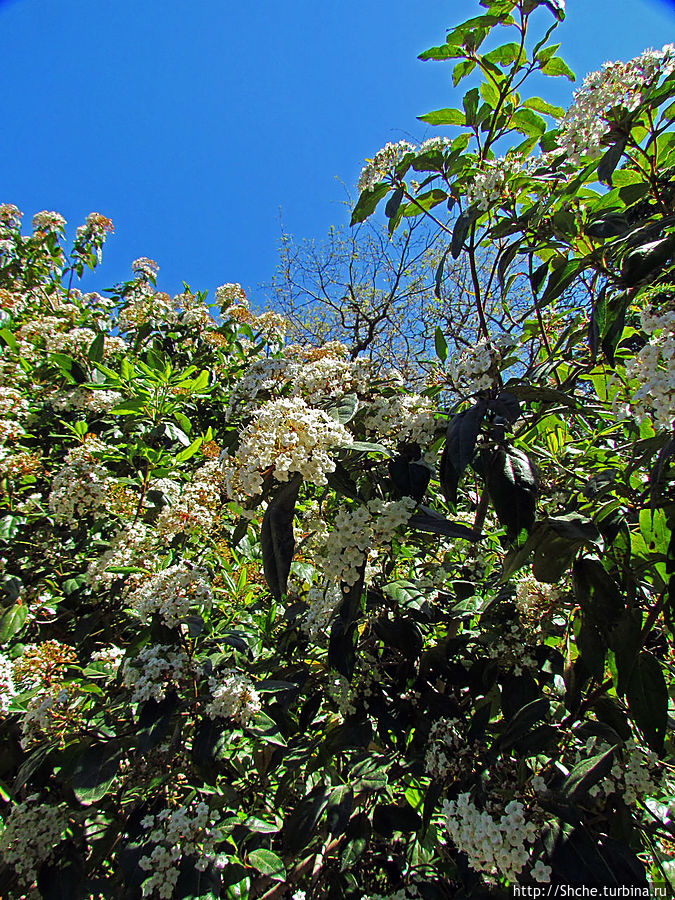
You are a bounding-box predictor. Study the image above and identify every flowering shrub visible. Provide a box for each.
[1,1,675,898]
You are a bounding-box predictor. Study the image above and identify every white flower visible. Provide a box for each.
[205,670,261,725]
[132,257,159,278]
[531,859,552,883]
[32,210,66,232]
[0,796,68,886]
[556,45,675,163]
[122,645,189,703]
[222,396,353,503]
[357,140,415,194]
[127,564,212,626]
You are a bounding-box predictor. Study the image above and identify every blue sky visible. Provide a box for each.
[1,0,674,305]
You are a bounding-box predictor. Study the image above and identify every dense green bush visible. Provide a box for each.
[1,1,675,897]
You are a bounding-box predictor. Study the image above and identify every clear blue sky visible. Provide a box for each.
[1,0,674,305]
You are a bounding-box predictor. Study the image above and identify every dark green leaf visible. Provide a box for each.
[434,327,448,362]
[562,744,616,801]
[261,473,302,600]
[572,557,624,629]
[484,445,538,540]
[598,138,628,185]
[246,849,285,881]
[0,603,27,643]
[283,784,331,853]
[351,183,390,226]
[452,206,478,259]
[409,507,480,540]
[72,741,122,805]
[626,651,668,752]
[385,187,404,219]
[87,333,105,363]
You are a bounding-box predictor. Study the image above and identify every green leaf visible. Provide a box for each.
[540,55,575,80]
[418,44,463,62]
[348,441,392,456]
[484,445,539,540]
[351,183,390,225]
[597,138,628,185]
[0,515,21,542]
[175,437,203,463]
[261,473,302,600]
[402,188,447,217]
[434,327,448,362]
[246,849,285,881]
[409,507,480,541]
[453,59,476,87]
[72,741,122,805]
[282,785,332,853]
[626,651,668,752]
[510,108,547,137]
[325,394,359,425]
[418,107,465,126]
[385,186,404,219]
[0,327,18,351]
[110,399,147,415]
[87,333,105,363]
[483,42,522,67]
[562,744,616,801]
[523,96,564,118]
[452,206,479,259]
[0,602,27,643]
[572,557,624,629]
[327,785,354,837]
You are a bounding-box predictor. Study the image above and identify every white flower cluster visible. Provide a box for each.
[123,644,189,703]
[227,351,372,419]
[48,440,114,525]
[32,210,66,232]
[132,257,159,279]
[321,497,416,586]
[204,669,261,725]
[215,282,247,308]
[74,211,114,246]
[127,564,212,627]
[357,140,415,194]
[484,621,539,676]
[0,796,68,886]
[615,306,675,431]
[0,203,22,229]
[302,581,342,643]
[20,682,80,748]
[156,459,224,539]
[48,386,123,414]
[419,136,454,155]
[447,333,517,394]
[117,285,178,331]
[556,45,675,163]
[181,305,215,329]
[139,801,221,898]
[17,316,97,359]
[583,737,662,806]
[513,572,565,634]
[222,396,353,502]
[0,652,16,713]
[466,155,524,212]
[87,523,153,593]
[442,793,550,884]
[424,717,482,782]
[0,386,28,445]
[91,645,125,673]
[362,394,437,456]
